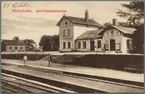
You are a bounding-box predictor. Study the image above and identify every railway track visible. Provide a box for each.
[2,73,76,93]
[1,64,144,93]
[2,62,143,87]
[2,69,107,93]
[23,65,144,88]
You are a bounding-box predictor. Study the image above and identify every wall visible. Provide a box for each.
[6,45,26,52]
[75,39,91,51]
[73,25,98,52]
[94,39,102,51]
[59,18,98,52]
[59,18,74,51]
[1,41,6,51]
[102,28,123,52]
[76,39,103,52]
[122,37,131,53]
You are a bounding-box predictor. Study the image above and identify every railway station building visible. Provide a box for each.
[57,10,136,53]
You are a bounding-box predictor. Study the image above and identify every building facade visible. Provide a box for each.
[57,10,103,52]
[1,40,26,52]
[57,10,136,53]
[75,19,136,53]
[75,29,103,52]
[99,24,136,53]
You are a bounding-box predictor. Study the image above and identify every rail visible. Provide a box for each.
[2,73,76,93]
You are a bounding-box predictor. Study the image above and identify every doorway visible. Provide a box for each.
[90,40,95,51]
[110,39,115,51]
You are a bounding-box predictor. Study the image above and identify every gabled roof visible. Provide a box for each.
[56,15,104,28]
[112,25,136,34]
[76,29,103,40]
[2,40,25,46]
[99,25,137,35]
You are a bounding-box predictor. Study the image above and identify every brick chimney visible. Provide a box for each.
[112,18,117,26]
[85,10,89,22]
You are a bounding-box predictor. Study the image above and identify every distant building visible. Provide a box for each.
[57,10,104,52]
[1,40,26,52]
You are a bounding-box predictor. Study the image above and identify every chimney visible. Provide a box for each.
[85,10,89,22]
[112,18,117,26]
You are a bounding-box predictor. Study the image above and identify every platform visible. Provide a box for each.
[1,59,144,83]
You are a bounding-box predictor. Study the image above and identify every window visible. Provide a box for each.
[78,42,81,49]
[116,43,121,51]
[111,30,114,34]
[83,41,86,49]
[67,29,70,36]
[63,42,66,49]
[68,42,71,49]
[63,30,66,36]
[9,46,12,49]
[6,46,9,50]
[117,31,120,35]
[15,46,17,50]
[127,39,133,50]
[97,40,101,48]
[65,22,68,25]
[104,44,109,50]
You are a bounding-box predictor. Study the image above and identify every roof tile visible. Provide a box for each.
[2,40,25,46]
[76,29,103,40]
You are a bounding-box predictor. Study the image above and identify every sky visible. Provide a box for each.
[2,1,130,46]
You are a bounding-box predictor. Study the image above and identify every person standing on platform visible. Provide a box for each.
[23,55,27,65]
[48,54,52,67]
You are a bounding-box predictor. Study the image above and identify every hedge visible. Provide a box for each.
[1,54,47,60]
[1,54,144,72]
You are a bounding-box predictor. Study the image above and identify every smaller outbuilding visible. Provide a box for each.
[1,40,26,52]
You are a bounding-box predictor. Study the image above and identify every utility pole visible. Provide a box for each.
[34,43,38,60]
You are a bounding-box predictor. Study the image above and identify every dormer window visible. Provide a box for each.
[65,22,68,25]
[111,30,114,34]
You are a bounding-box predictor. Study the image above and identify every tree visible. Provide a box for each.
[39,35,59,51]
[132,24,144,53]
[24,39,36,51]
[39,35,50,51]
[117,1,144,26]
[13,36,19,41]
[117,1,144,53]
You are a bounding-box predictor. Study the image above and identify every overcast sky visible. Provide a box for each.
[2,1,130,46]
